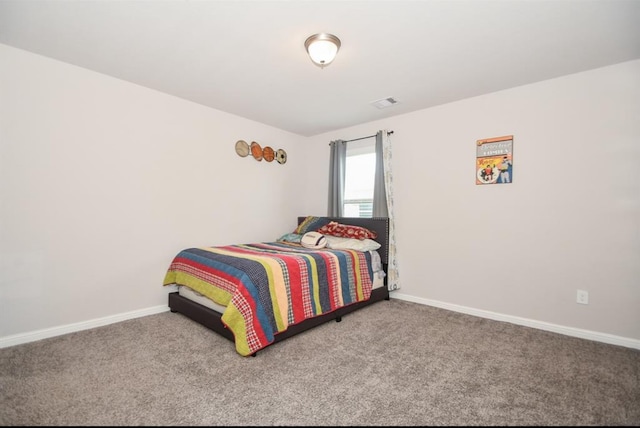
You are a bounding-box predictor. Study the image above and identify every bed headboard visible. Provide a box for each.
[297,216,389,265]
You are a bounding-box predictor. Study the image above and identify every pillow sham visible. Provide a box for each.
[301,231,328,249]
[317,221,378,240]
[277,232,302,243]
[324,236,381,252]
[294,216,332,235]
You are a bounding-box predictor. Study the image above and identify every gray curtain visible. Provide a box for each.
[372,130,388,217]
[327,139,346,216]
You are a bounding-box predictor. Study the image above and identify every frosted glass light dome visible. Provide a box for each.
[304,33,341,68]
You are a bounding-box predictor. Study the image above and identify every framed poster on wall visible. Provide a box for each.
[476,135,513,185]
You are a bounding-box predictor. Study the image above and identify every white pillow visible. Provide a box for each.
[301,231,328,249]
[324,235,381,251]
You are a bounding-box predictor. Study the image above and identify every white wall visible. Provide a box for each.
[304,60,640,344]
[0,44,308,339]
[2,42,638,348]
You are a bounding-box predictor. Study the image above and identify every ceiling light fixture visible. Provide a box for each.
[304,33,341,69]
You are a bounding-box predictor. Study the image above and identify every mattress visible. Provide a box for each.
[178,285,227,313]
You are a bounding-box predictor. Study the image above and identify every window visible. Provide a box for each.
[343,139,376,217]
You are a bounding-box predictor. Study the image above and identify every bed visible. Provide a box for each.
[164,216,390,356]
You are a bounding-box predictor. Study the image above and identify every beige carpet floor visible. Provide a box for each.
[1,298,639,426]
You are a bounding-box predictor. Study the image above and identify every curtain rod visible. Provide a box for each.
[337,130,395,144]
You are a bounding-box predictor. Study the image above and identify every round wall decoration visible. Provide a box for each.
[276,148,287,164]
[235,140,249,157]
[250,141,263,161]
[263,146,275,162]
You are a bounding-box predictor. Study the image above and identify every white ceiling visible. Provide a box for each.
[1,0,639,137]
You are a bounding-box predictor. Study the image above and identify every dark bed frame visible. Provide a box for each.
[168,216,390,355]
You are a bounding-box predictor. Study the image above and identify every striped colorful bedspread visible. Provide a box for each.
[163,242,374,356]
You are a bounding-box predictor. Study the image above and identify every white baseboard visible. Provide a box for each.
[3,296,639,351]
[0,305,170,349]
[390,292,640,351]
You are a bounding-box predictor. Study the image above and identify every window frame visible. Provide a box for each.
[343,139,376,218]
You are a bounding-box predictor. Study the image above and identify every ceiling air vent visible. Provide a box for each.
[370,97,399,109]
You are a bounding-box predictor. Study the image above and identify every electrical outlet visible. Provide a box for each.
[577,289,589,305]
